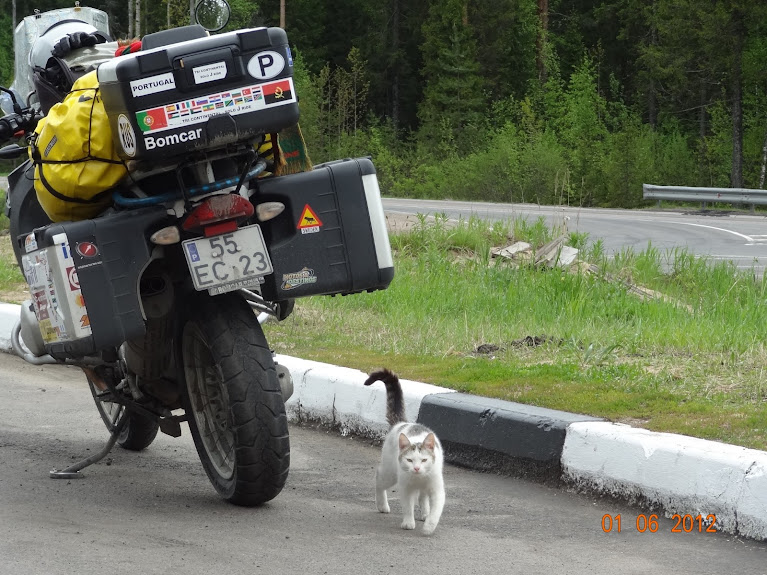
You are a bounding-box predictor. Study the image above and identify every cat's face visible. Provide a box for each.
[398,433,438,476]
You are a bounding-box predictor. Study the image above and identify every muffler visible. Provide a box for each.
[275,362,294,402]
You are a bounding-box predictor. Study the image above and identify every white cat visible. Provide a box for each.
[364,369,445,535]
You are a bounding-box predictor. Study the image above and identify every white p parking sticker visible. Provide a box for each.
[247,51,285,80]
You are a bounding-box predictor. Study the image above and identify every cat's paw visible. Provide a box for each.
[400,519,416,530]
[377,502,391,514]
[422,521,438,536]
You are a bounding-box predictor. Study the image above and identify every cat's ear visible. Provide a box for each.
[423,433,436,451]
[398,433,411,450]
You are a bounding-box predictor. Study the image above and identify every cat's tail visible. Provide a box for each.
[364,368,406,427]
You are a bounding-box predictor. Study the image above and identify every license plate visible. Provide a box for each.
[183,224,273,293]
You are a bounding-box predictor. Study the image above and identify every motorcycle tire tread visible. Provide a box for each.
[181,293,290,506]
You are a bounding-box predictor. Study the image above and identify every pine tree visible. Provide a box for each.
[418,0,486,157]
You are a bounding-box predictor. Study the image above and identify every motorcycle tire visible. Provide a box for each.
[179,292,290,506]
[87,376,160,451]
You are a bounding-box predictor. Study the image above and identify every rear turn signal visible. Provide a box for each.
[256,201,285,222]
[150,226,181,245]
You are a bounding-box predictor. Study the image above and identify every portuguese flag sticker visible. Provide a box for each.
[136,107,169,132]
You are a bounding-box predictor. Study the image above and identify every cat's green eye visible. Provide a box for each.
[406,458,413,462]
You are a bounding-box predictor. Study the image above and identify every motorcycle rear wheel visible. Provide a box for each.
[180,293,290,506]
[87,377,160,451]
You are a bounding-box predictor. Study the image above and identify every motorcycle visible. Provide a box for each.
[1,0,394,506]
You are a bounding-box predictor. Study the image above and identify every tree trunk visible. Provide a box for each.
[190,0,195,25]
[280,0,286,28]
[129,0,134,39]
[536,0,549,84]
[698,77,707,180]
[648,23,658,129]
[758,130,767,189]
[730,10,744,188]
[11,0,16,29]
[391,0,400,129]
[135,0,142,39]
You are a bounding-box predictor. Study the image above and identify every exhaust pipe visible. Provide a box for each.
[275,362,293,402]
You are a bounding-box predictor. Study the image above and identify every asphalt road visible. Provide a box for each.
[383,198,767,275]
[1,352,765,575]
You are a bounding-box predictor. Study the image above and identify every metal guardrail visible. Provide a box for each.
[643,184,767,207]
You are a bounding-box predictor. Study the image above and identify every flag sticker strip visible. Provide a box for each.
[136,78,295,133]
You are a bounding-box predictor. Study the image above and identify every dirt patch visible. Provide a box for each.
[384,212,421,234]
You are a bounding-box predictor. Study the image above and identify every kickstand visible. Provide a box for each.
[49,417,127,479]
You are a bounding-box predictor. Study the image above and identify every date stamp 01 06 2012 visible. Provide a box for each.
[601,514,718,534]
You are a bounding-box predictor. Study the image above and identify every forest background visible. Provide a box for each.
[0,0,766,208]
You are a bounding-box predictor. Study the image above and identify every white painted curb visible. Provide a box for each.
[0,302,21,352]
[275,354,454,438]
[562,422,767,540]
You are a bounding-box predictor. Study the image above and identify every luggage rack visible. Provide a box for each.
[113,157,267,208]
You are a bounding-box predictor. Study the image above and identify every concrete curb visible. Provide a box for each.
[418,392,602,477]
[1,302,765,541]
[562,422,767,541]
[275,354,454,439]
[0,302,21,352]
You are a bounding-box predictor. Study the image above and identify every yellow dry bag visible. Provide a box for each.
[30,70,127,222]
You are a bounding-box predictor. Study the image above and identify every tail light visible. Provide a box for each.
[182,194,255,237]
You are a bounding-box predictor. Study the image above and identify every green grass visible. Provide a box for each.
[264,214,767,451]
[0,189,8,232]
[0,190,25,298]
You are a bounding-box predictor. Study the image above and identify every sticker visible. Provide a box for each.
[193,61,228,84]
[117,114,136,157]
[263,79,292,105]
[144,128,203,150]
[136,108,169,132]
[281,267,318,291]
[80,315,90,328]
[24,233,37,253]
[32,289,50,321]
[135,78,295,134]
[247,51,286,80]
[130,72,176,97]
[67,266,79,291]
[297,204,323,231]
[187,243,201,263]
[76,242,99,258]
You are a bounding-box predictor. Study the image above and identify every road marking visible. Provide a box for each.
[676,222,754,242]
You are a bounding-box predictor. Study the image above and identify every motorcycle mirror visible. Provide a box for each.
[0,144,26,160]
[194,0,231,32]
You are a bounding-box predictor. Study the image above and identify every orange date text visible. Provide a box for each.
[601,514,717,534]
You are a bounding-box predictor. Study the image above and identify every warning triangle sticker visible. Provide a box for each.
[297,204,323,229]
